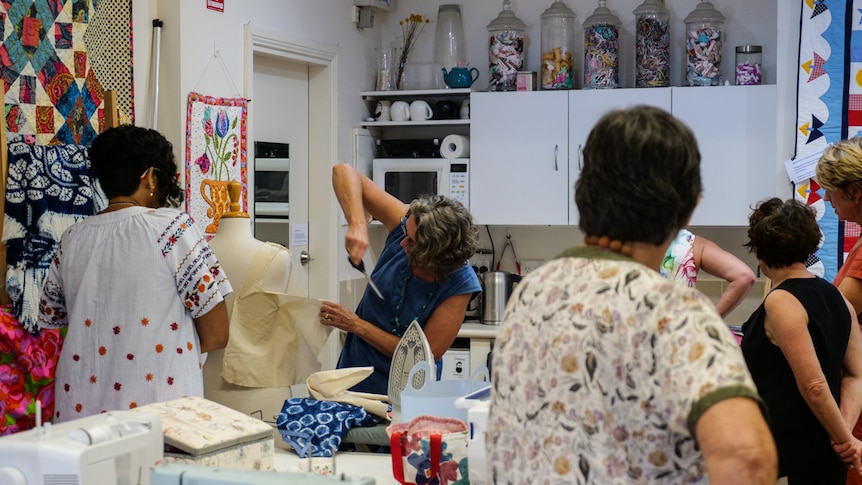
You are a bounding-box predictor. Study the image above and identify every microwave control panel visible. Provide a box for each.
[449,162,469,208]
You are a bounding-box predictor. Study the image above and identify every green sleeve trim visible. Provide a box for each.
[687,385,768,436]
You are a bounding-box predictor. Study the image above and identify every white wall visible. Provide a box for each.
[132,1,796,315]
[131,0,380,173]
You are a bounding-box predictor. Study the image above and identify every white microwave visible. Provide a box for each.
[372,158,469,209]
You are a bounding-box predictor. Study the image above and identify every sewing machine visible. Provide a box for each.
[0,410,163,485]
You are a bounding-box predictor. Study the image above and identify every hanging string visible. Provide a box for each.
[192,42,244,98]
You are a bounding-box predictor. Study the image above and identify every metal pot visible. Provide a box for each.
[481,271,521,324]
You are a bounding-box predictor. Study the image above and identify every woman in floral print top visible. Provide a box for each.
[486,106,777,484]
[37,126,231,422]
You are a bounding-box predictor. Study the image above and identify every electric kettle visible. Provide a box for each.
[481,271,521,324]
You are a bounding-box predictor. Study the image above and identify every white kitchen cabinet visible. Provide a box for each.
[672,85,777,226]
[470,91,569,225]
[567,88,672,225]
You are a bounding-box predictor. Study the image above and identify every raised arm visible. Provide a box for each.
[694,235,756,317]
[332,163,407,265]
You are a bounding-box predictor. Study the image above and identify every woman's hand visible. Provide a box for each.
[318,300,362,334]
[832,437,862,475]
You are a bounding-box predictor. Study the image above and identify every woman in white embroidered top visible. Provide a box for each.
[38,125,232,422]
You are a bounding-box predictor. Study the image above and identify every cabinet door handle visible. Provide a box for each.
[554,144,559,171]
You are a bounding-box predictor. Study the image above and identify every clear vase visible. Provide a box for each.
[375,46,398,91]
[435,5,467,72]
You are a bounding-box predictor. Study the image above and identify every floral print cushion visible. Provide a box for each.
[133,396,273,456]
[0,305,63,435]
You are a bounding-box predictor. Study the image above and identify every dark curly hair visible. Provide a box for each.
[89,125,184,207]
[745,198,821,268]
[576,105,702,246]
[407,195,479,281]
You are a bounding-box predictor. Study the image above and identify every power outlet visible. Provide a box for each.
[470,253,493,275]
[521,259,546,275]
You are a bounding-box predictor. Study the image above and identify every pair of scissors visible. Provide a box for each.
[349,257,384,299]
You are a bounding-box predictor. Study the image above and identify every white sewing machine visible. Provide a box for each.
[150,463,376,484]
[0,409,163,485]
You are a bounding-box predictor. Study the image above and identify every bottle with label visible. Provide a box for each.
[583,0,621,89]
[684,0,726,86]
[540,0,577,90]
[633,0,670,88]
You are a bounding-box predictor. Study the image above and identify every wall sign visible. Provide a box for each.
[207,0,224,12]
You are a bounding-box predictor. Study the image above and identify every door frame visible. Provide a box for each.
[243,25,339,303]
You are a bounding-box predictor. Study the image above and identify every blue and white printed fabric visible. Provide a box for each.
[276,397,381,457]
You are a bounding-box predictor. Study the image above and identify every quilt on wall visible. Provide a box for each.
[185,92,249,239]
[795,0,862,281]
[0,0,134,145]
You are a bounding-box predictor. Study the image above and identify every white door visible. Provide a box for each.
[250,56,310,296]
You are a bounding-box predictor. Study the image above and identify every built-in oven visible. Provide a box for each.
[253,141,290,247]
[253,141,290,218]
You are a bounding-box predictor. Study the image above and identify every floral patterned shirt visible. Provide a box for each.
[37,207,232,422]
[660,229,698,287]
[487,247,763,484]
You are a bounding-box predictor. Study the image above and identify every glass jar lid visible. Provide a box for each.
[487,0,527,31]
[736,45,762,53]
[683,0,726,24]
[584,0,621,27]
[633,0,668,16]
[541,0,576,20]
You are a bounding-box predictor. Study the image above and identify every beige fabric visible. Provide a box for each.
[221,243,331,387]
[306,367,390,419]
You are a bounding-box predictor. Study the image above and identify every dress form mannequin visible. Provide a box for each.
[203,181,293,427]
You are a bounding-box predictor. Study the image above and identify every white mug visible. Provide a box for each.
[409,100,433,122]
[375,100,391,122]
[460,99,470,120]
[390,101,410,122]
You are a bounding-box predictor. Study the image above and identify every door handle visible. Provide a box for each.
[300,250,313,265]
[554,144,559,171]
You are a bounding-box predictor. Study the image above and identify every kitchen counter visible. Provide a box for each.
[458,321,498,374]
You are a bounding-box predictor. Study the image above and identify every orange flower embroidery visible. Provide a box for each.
[187,342,193,351]
[141,317,150,327]
[98,346,107,356]
[89,375,97,383]
[197,283,206,292]
[84,319,92,327]
[75,403,83,413]
[145,373,153,381]
[129,402,137,409]
[202,274,212,283]
[155,344,163,353]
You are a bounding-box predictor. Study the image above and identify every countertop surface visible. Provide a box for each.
[275,448,398,485]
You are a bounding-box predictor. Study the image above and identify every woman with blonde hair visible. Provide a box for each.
[816,137,862,484]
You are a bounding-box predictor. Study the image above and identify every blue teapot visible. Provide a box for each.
[442,67,479,88]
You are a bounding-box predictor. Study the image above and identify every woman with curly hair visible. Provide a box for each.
[741,197,862,483]
[318,163,480,395]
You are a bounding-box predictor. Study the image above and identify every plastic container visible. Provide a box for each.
[684,0,726,86]
[540,0,577,90]
[400,361,489,423]
[583,0,621,89]
[487,0,527,92]
[735,45,762,85]
[633,0,670,88]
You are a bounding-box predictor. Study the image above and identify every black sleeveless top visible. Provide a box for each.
[741,277,850,483]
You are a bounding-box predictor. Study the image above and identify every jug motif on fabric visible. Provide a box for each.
[200,179,231,234]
